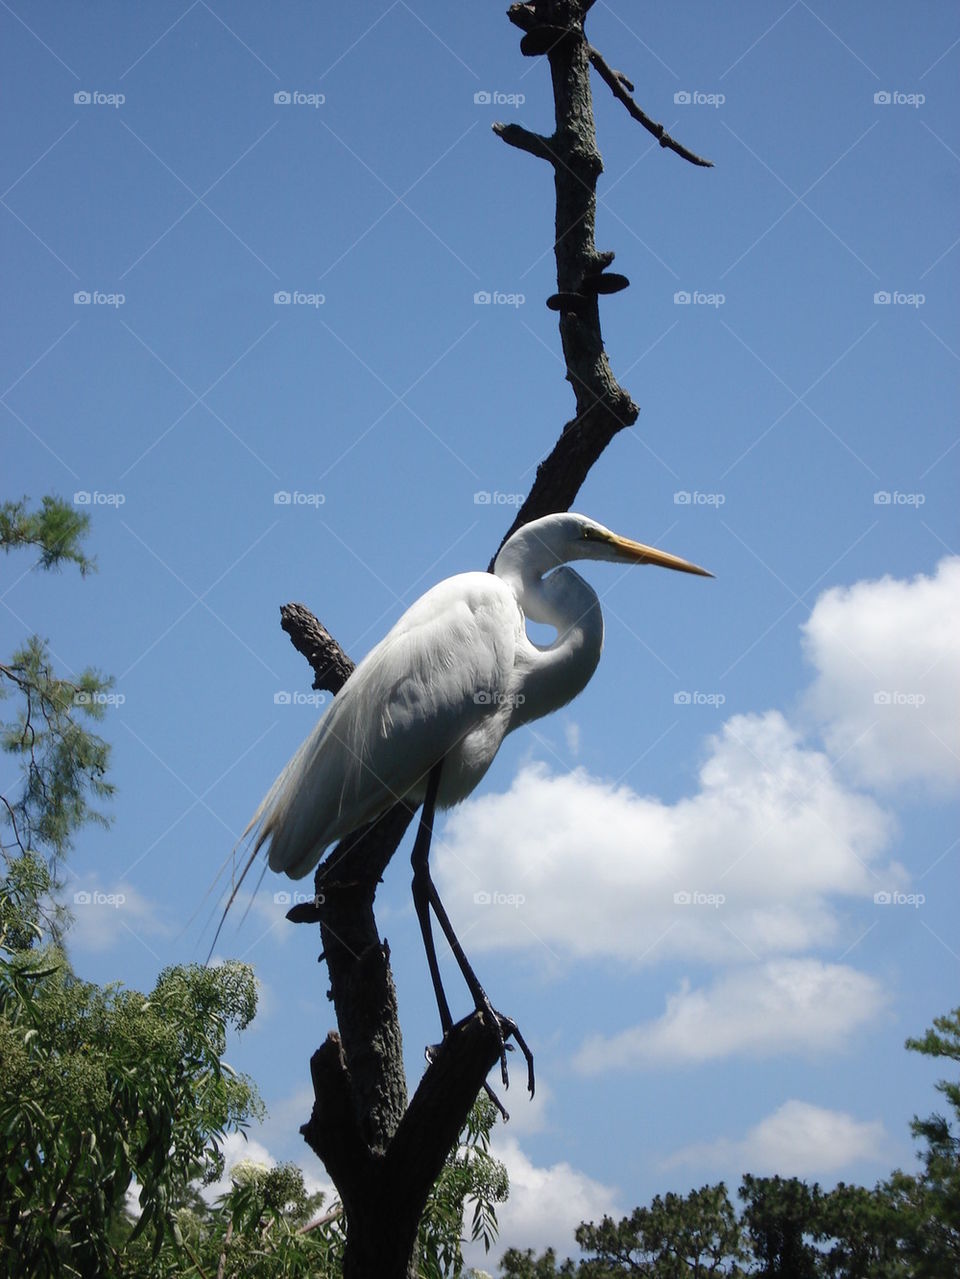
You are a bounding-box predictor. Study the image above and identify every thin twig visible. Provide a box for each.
[297,1204,343,1234]
[587,45,714,168]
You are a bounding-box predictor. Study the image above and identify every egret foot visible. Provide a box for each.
[477,1008,535,1121]
[472,994,535,1099]
[498,1012,536,1099]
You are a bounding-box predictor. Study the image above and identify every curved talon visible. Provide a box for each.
[479,1011,536,1119]
[475,994,512,1087]
[425,1012,533,1122]
[480,1003,536,1099]
[484,1080,510,1122]
[498,1013,536,1098]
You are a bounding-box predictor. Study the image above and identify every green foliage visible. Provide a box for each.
[499,1177,916,1278]
[1,495,114,946]
[0,952,263,1277]
[0,495,95,574]
[0,966,504,1279]
[498,1007,960,1279]
[575,1182,746,1277]
[1,633,115,861]
[884,1007,960,1276]
[739,1174,822,1278]
[499,1246,576,1277]
[115,1092,505,1278]
[814,1181,908,1278]
[154,1158,346,1279]
[501,1183,747,1277]
[0,494,507,1278]
[0,847,52,952]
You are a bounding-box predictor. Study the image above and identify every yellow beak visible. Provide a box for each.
[608,533,714,578]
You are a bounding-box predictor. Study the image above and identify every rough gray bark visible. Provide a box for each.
[276,5,712,1275]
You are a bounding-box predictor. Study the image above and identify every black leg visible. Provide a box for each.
[410,759,536,1101]
[410,760,453,1034]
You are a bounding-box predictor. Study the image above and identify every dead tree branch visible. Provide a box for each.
[489,0,713,559]
[279,603,354,695]
[587,45,714,168]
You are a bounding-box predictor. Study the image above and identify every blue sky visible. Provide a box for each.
[3,0,958,1263]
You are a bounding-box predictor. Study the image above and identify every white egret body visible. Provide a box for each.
[224,513,710,1100]
[248,512,710,880]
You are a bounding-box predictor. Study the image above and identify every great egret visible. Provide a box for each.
[224,512,711,1093]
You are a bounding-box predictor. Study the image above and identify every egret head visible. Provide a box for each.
[507,512,713,578]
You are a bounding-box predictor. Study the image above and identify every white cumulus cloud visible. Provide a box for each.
[573,959,888,1072]
[463,1134,619,1268]
[436,712,897,966]
[665,1099,888,1178]
[802,556,960,791]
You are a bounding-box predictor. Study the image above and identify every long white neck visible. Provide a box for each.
[494,538,605,728]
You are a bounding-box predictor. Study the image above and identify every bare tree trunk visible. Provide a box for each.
[276,5,712,1274]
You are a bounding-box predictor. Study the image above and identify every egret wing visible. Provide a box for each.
[253,572,522,878]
